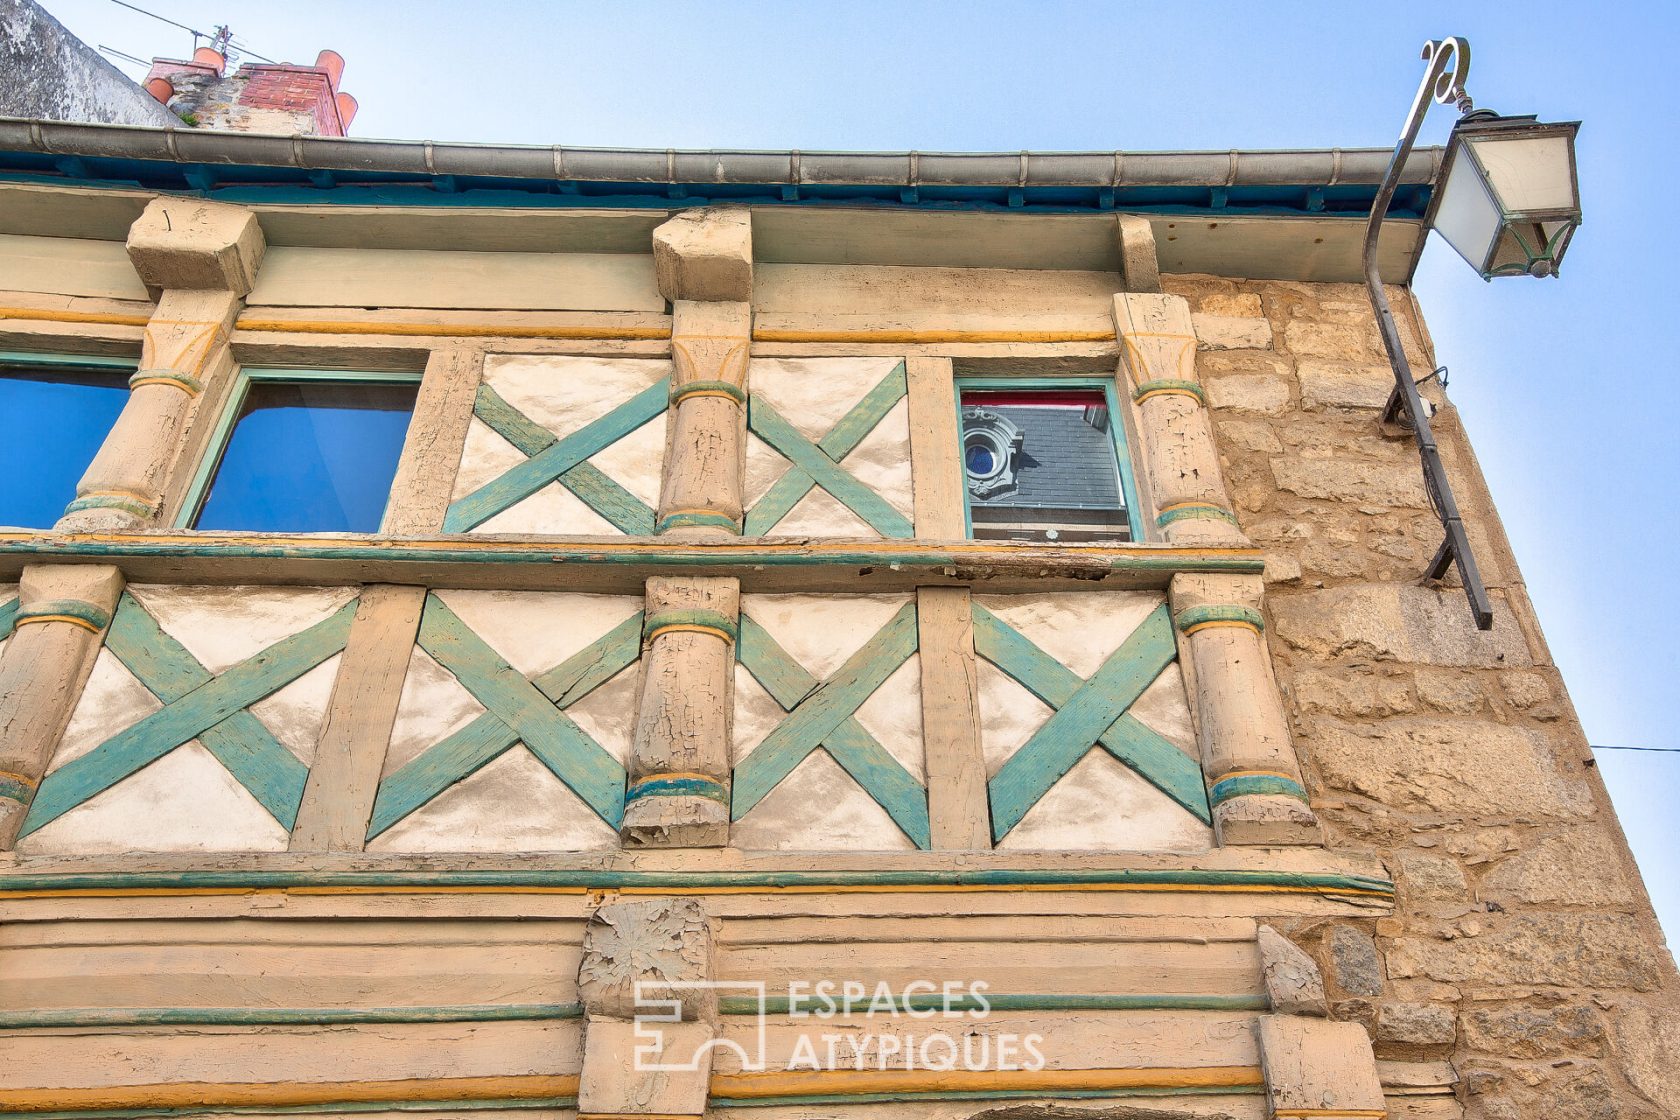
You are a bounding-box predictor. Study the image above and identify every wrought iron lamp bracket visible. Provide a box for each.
[1364,37,1494,630]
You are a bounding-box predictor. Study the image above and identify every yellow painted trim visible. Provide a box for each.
[1182,619,1264,638]
[0,769,38,789]
[0,1073,580,1112]
[582,1114,699,1120]
[753,328,1116,344]
[237,318,670,340]
[672,388,746,404]
[128,374,202,395]
[13,613,102,634]
[0,881,1393,901]
[1133,387,1203,405]
[1219,769,1300,784]
[1273,1111,1388,1119]
[0,306,151,328]
[711,1065,1262,1098]
[646,622,735,644]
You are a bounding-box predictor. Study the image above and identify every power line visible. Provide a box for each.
[1592,745,1680,754]
[107,0,204,39]
[104,0,280,65]
[97,43,149,67]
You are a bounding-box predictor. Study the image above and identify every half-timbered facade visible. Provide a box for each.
[0,121,1673,1119]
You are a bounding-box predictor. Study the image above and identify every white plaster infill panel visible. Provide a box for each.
[732,593,926,851]
[973,591,1211,853]
[447,355,672,536]
[367,590,642,853]
[16,585,359,855]
[744,358,915,538]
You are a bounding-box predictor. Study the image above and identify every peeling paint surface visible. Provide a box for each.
[367,744,618,852]
[731,749,916,851]
[46,649,161,771]
[974,591,1204,850]
[17,742,290,854]
[744,357,913,535]
[125,584,358,675]
[998,749,1211,852]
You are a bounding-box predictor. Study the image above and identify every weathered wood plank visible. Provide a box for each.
[22,600,357,836]
[415,594,625,826]
[917,587,989,849]
[442,375,670,532]
[382,346,482,534]
[291,585,427,851]
[973,602,1208,823]
[986,604,1181,840]
[744,363,907,537]
[0,531,1266,594]
[103,592,309,829]
[365,714,520,841]
[735,608,930,845]
[746,396,915,538]
[366,611,642,839]
[905,356,965,537]
[732,603,918,815]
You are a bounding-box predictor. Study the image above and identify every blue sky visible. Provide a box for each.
[42,0,1679,942]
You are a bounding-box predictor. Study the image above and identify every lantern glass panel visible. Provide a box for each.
[1466,134,1577,214]
[1432,145,1502,272]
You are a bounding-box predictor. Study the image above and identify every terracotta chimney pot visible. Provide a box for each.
[334,91,359,131]
[144,77,174,104]
[191,46,226,74]
[315,49,345,88]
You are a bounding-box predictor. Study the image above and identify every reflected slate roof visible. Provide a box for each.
[971,404,1123,512]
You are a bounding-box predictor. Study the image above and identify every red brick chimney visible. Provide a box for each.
[143,47,357,136]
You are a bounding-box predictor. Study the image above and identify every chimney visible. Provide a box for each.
[143,45,358,136]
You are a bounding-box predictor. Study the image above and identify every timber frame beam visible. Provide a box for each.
[0,531,1264,595]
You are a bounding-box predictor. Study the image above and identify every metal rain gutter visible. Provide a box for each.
[0,118,1444,195]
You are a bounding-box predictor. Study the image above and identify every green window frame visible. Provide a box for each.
[179,366,424,533]
[954,376,1145,543]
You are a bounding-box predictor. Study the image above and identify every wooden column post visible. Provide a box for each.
[625,208,755,847]
[657,300,751,536]
[58,198,264,531]
[1172,572,1320,846]
[0,565,124,849]
[623,577,737,847]
[906,356,990,848]
[1112,292,1247,545]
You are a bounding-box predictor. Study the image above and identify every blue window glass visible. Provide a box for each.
[0,360,130,529]
[192,378,418,533]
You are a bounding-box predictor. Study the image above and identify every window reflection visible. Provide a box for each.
[0,363,130,529]
[192,380,417,533]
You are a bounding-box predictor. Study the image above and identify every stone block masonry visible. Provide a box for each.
[1176,271,1680,1119]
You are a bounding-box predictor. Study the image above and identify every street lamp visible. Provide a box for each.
[1429,113,1582,279]
[1363,38,1583,630]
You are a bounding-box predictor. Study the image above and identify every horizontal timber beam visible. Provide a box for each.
[0,532,1265,594]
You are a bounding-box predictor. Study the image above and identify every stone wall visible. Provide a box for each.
[0,0,178,126]
[1172,273,1680,1119]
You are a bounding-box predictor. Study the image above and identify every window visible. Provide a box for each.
[957,380,1141,543]
[184,369,420,533]
[0,352,133,529]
